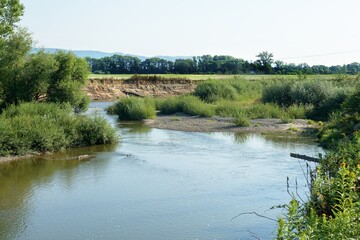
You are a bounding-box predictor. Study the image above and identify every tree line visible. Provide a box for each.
[86,51,360,75]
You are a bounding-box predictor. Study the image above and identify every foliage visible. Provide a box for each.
[157,95,215,117]
[0,1,91,112]
[194,80,238,102]
[45,51,91,112]
[234,113,250,127]
[180,95,215,117]
[0,0,24,37]
[0,102,118,156]
[277,142,360,239]
[318,88,360,148]
[277,87,360,239]
[111,97,156,120]
[87,52,360,75]
[262,81,293,106]
[262,79,357,120]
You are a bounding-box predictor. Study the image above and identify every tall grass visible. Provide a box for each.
[194,78,263,103]
[262,79,357,120]
[108,97,156,120]
[157,95,215,117]
[0,102,118,156]
[194,80,238,102]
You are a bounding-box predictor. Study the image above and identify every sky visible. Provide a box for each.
[20,0,360,66]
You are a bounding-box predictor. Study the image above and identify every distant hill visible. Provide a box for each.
[31,48,192,61]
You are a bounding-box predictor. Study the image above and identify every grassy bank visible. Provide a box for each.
[0,102,118,157]
[108,76,358,129]
[277,88,360,238]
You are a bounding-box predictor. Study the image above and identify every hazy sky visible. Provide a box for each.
[20,0,360,66]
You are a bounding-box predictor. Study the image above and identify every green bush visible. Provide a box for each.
[286,103,313,119]
[245,103,285,119]
[215,101,245,117]
[290,80,333,106]
[262,80,353,120]
[156,96,184,114]
[0,102,118,156]
[74,115,118,146]
[181,95,215,117]
[277,141,360,239]
[112,97,156,120]
[343,87,360,114]
[308,89,349,120]
[234,113,250,127]
[262,81,293,106]
[157,95,215,117]
[194,80,238,102]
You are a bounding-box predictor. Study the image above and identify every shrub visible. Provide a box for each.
[156,96,184,114]
[245,103,285,119]
[290,80,333,106]
[112,97,156,120]
[262,81,293,106]
[234,113,250,127]
[277,141,360,239]
[215,101,245,117]
[343,87,360,114]
[308,89,349,120]
[0,102,118,156]
[157,95,215,117]
[181,95,215,117]
[194,80,238,102]
[286,103,313,119]
[74,115,118,146]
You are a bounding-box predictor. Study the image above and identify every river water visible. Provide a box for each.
[0,102,323,240]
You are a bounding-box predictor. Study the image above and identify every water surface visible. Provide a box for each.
[0,102,323,240]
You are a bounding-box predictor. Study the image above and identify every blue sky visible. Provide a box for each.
[21,0,360,65]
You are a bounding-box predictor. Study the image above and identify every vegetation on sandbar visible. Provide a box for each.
[0,103,118,156]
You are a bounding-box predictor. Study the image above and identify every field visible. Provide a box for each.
[89,74,352,81]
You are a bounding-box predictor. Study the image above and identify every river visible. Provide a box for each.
[0,102,323,240]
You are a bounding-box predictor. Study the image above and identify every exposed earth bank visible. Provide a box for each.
[85,78,196,100]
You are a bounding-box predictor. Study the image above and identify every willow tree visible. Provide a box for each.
[0,0,91,112]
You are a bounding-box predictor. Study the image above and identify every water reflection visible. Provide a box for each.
[118,121,152,134]
[0,144,116,240]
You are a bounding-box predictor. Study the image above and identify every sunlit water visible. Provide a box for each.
[0,102,324,240]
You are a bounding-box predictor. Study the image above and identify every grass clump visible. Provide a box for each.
[234,113,250,127]
[0,102,118,156]
[181,95,215,117]
[157,95,215,117]
[262,79,357,120]
[156,96,184,115]
[194,80,238,102]
[110,97,156,120]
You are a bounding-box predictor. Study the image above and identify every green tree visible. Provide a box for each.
[19,51,57,101]
[255,51,274,74]
[0,0,24,37]
[47,51,91,113]
[0,28,32,106]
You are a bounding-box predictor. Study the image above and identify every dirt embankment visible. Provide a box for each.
[85,78,197,101]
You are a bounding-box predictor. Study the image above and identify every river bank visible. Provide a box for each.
[85,77,196,100]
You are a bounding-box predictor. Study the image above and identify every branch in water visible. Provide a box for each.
[231,211,277,222]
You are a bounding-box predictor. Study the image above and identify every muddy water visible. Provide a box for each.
[0,102,323,240]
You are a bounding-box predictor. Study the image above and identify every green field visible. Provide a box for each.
[89,74,350,81]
